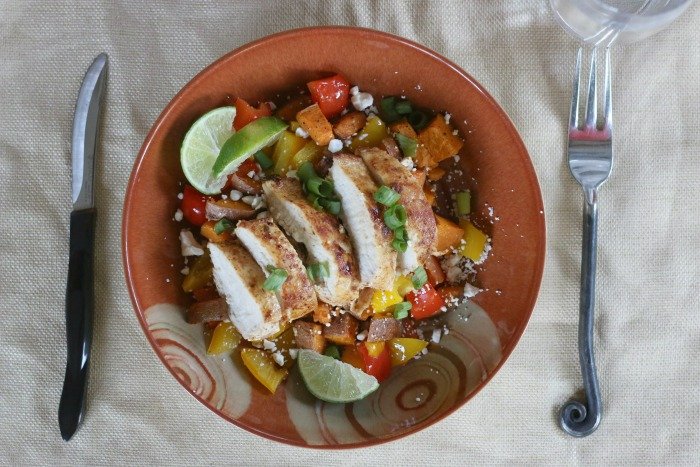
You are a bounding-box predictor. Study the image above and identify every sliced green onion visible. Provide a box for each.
[408,110,429,130]
[213,218,234,234]
[263,266,288,292]
[380,96,401,123]
[455,191,471,217]
[392,238,408,253]
[394,133,417,159]
[307,261,330,282]
[306,176,334,198]
[384,204,407,230]
[374,185,400,207]
[253,151,273,171]
[324,345,341,360]
[412,266,428,289]
[394,100,412,115]
[394,226,408,241]
[297,161,317,184]
[307,194,323,210]
[319,198,341,215]
[392,301,412,319]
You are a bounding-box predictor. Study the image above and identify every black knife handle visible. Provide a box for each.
[59,208,96,441]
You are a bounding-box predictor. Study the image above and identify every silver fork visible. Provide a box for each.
[559,46,612,437]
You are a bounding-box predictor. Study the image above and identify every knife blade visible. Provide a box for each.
[58,53,107,442]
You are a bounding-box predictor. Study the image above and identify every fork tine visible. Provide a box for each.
[569,48,582,130]
[603,47,612,130]
[584,48,598,129]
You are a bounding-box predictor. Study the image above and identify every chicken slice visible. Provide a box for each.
[330,153,396,290]
[358,147,437,273]
[262,178,360,307]
[235,218,317,321]
[207,241,282,341]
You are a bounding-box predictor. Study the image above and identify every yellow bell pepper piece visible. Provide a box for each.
[291,140,323,169]
[371,288,403,314]
[207,322,242,355]
[394,275,414,297]
[388,338,428,366]
[459,220,489,262]
[240,348,288,394]
[365,341,386,358]
[182,252,213,292]
[272,130,306,175]
[350,115,389,150]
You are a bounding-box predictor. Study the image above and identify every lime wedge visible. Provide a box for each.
[297,349,379,403]
[212,116,288,178]
[180,106,236,194]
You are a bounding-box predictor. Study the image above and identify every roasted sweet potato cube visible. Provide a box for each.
[418,115,464,164]
[293,321,326,353]
[296,103,334,145]
[322,313,359,345]
[313,302,332,325]
[186,298,229,324]
[333,111,367,139]
[389,119,418,139]
[367,316,401,342]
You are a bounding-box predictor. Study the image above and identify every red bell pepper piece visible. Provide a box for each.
[181,184,209,226]
[424,255,446,286]
[306,74,350,119]
[358,342,392,382]
[406,283,446,320]
[233,98,272,131]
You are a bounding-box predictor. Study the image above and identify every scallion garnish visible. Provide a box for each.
[394,100,412,115]
[412,266,427,289]
[319,198,341,215]
[408,110,429,130]
[213,218,234,234]
[307,261,330,282]
[384,204,407,230]
[297,161,317,184]
[263,266,288,292]
[394,226,408,241]
[253,151,273,171]
[307,194,323,210]
[394,133,417,159]
[306,176,334,198]
[455,191,471,217]
[380,96,401,123]
[324,345,341,360]
[392,301,412,319]
[374,185,401,207]
[392,238,408,253]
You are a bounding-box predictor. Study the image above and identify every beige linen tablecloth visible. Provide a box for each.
[1,1,698,464]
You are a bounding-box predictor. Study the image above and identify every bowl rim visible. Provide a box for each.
[122,25,546,449]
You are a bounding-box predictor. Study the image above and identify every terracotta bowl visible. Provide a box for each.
[122,26,545,448]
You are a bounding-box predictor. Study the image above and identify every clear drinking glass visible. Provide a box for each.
[549,0,694,45]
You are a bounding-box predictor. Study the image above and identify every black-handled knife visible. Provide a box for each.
[59,53,108,441]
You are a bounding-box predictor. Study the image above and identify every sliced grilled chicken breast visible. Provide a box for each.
[359,147,437,273]
[330,153,396,290]
[207,241,282,341]
[235,218,317,320]
[263,178,360,307]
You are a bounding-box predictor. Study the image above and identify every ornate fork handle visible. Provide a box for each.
[560,187,602,437]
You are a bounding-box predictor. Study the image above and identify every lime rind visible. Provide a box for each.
[180,106,236,195]
[212,116,288,178]
[297,349,379,403]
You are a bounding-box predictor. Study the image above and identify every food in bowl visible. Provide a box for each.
[174,73,492,403]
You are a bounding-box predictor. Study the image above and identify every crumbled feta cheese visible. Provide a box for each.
[367,105,379,114]
[356,330,367,341]
[174,209,183,222]
[286,169,298,179]
[328,138,343,153]
[180,267,190,275]
[358,133,367,140]
[230,190,242,201]
[272,351,285,366]
[351,92,374,111]
[262,339,276,351]
[340,108,349,116]
[177,192,183,200]
[289,348,298,359]
[251,196,266,210]
[343,139,352,147]
[221,194,228,200]
[421,347,428,354]
[267,101,277,110]
[179,229,204,256]
[444,112,451,124]
[431,328,442,343]
[247,170,256,179]
[452,129,459,136]
[400,157,415,170]
[256,211,270,219]
[454,155,460,162]
[241,195,256,205]
[295,127,309,138]
[475,241,492,265]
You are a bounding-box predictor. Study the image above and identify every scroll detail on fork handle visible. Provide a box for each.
[560,188,602,437]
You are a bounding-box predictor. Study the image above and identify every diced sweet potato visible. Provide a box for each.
[389,119,418,139]
[323,313,359,345]
[367,316,401,342]
[276,95,313,121]
[435,214,465,252]
[333,111,367,139]
[423,186,436,205]
[293,321,326,353]
[296,103,334,145]
[415,143,435,169]
[313,302,332,325]
[418,115,464,164]
[427,167,446,181]
[186,298,229,324]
